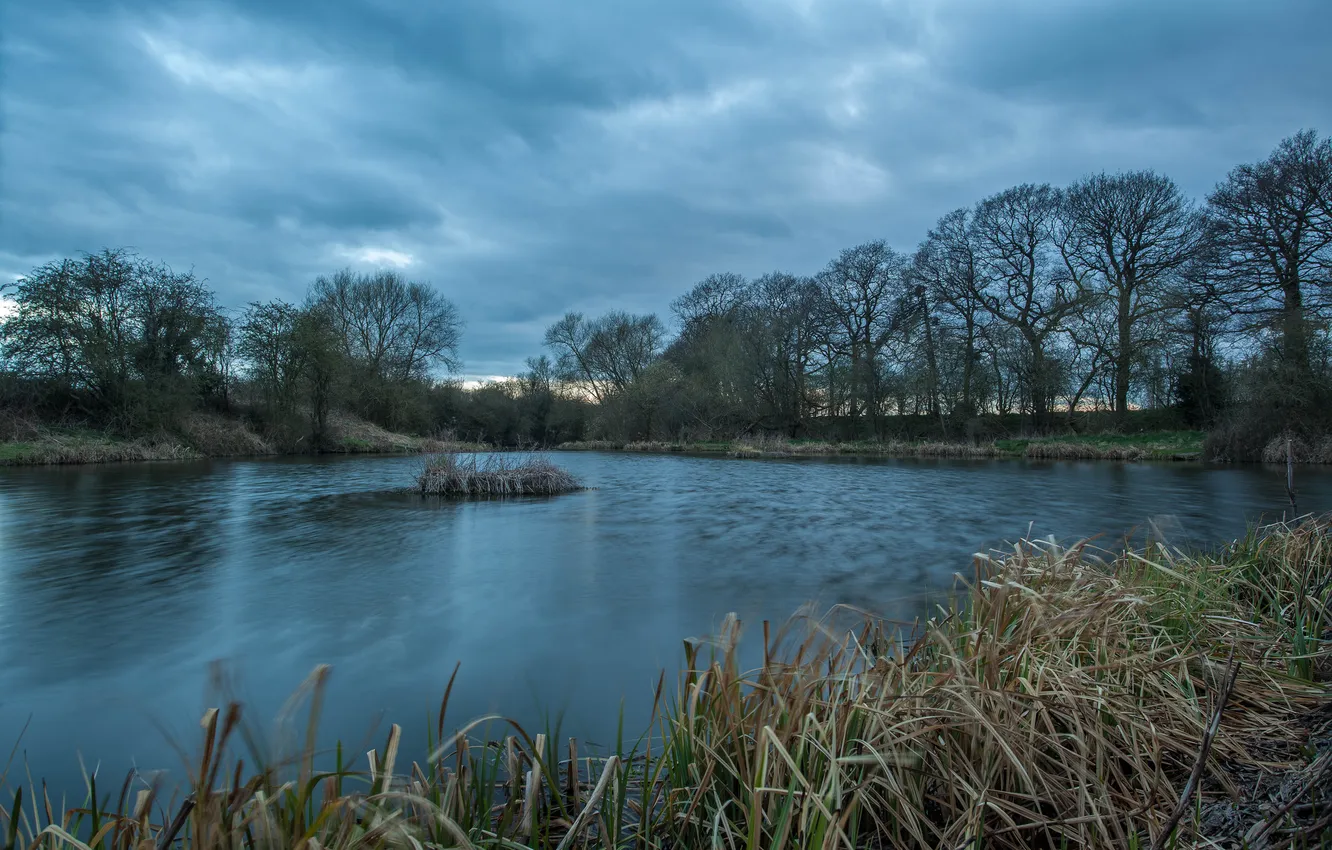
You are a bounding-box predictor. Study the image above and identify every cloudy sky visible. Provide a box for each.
[2,0,1329,379]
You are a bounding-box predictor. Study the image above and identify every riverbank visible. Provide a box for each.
[558,430,1209,462]
[6,518,1331,849]
[0,413,483,466]
[6,424,1326,467]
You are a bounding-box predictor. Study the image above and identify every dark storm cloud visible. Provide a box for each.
[938,0,1332,126]
[2,0,1329,378]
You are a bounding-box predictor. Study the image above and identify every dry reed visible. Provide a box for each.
[1263,435,1332,465]
[1022,440,1151,460]
[417,452,584,497]
[178,413,277,457]
[1,435,200,465]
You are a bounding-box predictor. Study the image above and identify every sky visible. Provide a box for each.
[2,0,1330,380]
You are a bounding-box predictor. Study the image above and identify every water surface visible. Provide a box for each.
[0,452,1327,797]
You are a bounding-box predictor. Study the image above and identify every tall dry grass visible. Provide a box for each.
[0,434,200,465]
[178,413,277,457]
[417,453,584,497]
[1262,435,1332,465]
[6,520,1332,849]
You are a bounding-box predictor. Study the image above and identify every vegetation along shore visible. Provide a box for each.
[4,131,1332,466]
[556,430,1213,462]
[3,517,1331,848]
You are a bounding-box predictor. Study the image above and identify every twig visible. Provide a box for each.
[1150,655,1240,850]
[157,794,196,849]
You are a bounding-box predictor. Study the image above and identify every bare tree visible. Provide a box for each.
[311,269,462,382]
[665,273,757,435]
[914,208,989,417]
[544,311,665,403]
[816,240,908,435]
[750,272,824,436]
[1207,130,1332,389]
[1060,170,1202,421]
[237,300,304,414]
[670,272,750,331]
[969,184,1082,428]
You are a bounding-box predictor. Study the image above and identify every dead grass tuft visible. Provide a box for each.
[417,452,584,498]
[1262,434,1332,465]
[178,413,276,457]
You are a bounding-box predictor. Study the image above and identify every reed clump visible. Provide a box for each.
[417,452,584,498]
[7,519,1332,849]
[178,413,277,457]
[1022,439,1150,460]
[1262,434,1332,465]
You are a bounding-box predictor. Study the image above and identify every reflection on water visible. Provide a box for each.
[0,452,1327,797]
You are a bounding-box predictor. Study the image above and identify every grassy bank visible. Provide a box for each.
[6,519,1332,848]
[558,430,1208,462]
[0,413,484,466]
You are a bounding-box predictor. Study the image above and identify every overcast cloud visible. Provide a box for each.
[2,0,1329,378]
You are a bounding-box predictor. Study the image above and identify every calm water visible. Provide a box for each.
[1,452,1329,797]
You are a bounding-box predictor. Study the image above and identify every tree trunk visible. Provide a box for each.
[1282,278,1309,374]
[1115,287,1132,424]
[961,318,976,417]
[919,290,941,419]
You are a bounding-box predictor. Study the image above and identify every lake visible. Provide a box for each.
[1,452,1328,800]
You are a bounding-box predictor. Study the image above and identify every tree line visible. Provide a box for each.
[2,130,1328,458]
[518,129,1331,457]
[0,254,472,448]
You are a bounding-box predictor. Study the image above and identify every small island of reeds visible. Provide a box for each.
[416,452,584,498]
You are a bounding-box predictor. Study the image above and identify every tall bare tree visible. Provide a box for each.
[816,240,907,434]
[1059,171,1202,421]
[750,272,823,436]
[670,272,750,332]
[311,269,462,382]
[969,184,1082,427]
[1207,130,1332,397]
[914,208,988,417]
[544,311,665,403]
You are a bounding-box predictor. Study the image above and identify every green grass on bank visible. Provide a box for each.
[995,429,1206,460]
[4,518,1332,849]
[0,441,35,462]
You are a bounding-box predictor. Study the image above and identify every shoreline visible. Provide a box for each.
[5,518,1331,847]
[555,433,1213,463]
[8,428,1332,467]
[0,439,1202,466]
[0,413,487,467]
